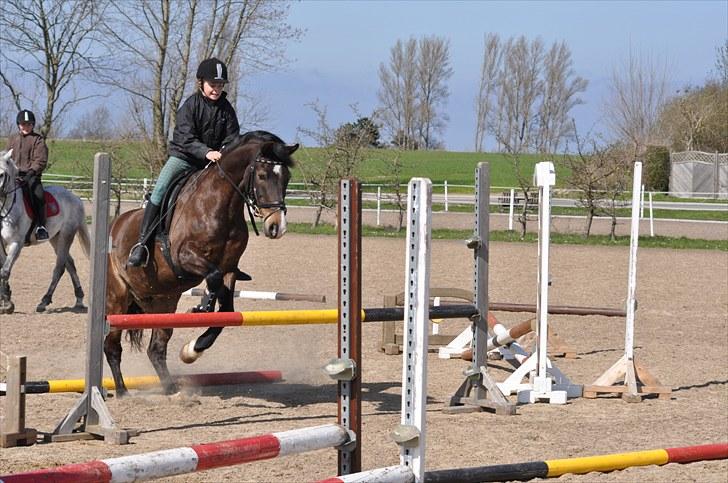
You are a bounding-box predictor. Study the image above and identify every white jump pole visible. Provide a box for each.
[515,162,567,405]
[625,162,642,362]
[392,178,431,483]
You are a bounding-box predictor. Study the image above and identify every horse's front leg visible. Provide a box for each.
[180,270,235,364]
[148,328,177,394]
[0,241,21,314]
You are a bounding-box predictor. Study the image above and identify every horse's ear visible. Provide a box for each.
[1,149,12,162]
[285,143,299,155]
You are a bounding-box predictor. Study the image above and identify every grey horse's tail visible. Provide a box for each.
[77,210,91,258]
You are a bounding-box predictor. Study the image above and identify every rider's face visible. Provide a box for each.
[202,80,225,101]
[18,122,33,135]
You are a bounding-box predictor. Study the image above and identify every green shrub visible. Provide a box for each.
[644,145,670,192]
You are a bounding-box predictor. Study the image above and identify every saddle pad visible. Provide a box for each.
[23,191,61,218]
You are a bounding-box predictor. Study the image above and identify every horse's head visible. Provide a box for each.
[222,131,297,239]
[0,150,18,194]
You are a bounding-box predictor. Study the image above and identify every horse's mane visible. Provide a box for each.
[222,130,295,167]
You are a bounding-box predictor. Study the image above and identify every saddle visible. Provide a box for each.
[21,186,59,245]
[151,168,253,283]
[151,168,196,279]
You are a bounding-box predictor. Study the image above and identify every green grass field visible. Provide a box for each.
[32,139,553,188]
[6,139,726,223]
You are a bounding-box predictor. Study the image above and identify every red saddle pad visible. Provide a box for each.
[23,191,61,219]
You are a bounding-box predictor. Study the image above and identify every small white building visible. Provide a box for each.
[669,151,728,199]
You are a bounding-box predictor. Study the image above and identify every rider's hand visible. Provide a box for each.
[205,150,222,162]
[20,170,35,183]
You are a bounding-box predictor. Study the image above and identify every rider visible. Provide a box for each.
[5,110,49,241]
[127,57,240,267]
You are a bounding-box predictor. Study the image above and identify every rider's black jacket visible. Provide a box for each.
[168,90,240,168]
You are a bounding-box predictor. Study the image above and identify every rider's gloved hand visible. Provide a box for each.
[21,169,36,183]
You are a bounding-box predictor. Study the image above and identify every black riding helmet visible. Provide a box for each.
[196,58,228,83]
[16,110,35,125]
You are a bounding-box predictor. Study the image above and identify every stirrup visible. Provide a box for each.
[35,226,49,241]
[127,243,150,268]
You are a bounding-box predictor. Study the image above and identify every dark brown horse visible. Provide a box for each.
[104,131,296,396]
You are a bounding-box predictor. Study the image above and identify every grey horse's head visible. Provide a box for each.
[0,150,18,194]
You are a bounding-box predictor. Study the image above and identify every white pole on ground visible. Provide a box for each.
[377,186,381,226]
[625,162,642,361]
[396,178,431,483]
[508,188,515,231]
[648,191,654,237]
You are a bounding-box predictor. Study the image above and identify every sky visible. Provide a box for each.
[248,0,728,152]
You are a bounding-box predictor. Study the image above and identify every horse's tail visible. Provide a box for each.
[125,329,145,352]
[77,213,91,259]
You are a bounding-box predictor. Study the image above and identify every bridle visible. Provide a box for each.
[213,153,288,236]
[0,170,21,218]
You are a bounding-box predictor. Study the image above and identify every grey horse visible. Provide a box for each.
[0,150,90,314]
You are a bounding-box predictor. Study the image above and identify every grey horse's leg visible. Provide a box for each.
[0,242,21,314]
[64,254,86,311]
[36,236,69,312]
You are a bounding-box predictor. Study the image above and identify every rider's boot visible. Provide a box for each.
[34,191,49,241]
[127,202,160,268]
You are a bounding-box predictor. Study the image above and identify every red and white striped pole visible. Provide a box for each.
[0,424,348,482]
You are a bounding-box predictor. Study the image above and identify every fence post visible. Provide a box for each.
[377,186,381,226]
[444,180,448,212]
[715,152,720,199]
[508,188,515,231]
[649,192,654,237]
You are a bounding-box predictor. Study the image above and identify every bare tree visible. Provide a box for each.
[0,0,106,137]
[473,34,586,237]
[715,39,728,87]
[68,106,115,140]
[603,48,669,159]
[296,102,371,227]
[562,125,631,237]
[416,36,452,149]
[378,38,419,149]
[96,0,300,173]
[494,36,544,154]
[474,33,502,152]
[537,41,588,154]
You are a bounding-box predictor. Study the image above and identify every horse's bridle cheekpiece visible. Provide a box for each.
[214,155,287,236]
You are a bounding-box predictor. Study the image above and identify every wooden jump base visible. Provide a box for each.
[0,352,36,448]
[107,305,479,330]
[182,288,326,303]
[0,371,282,396]
[0,424,349,482]
[420,442,728,483]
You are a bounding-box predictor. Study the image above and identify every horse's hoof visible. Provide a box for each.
[179,339,201,364]
[0,301,14,314]
[36,304,47,313]
[72,303,88,313]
